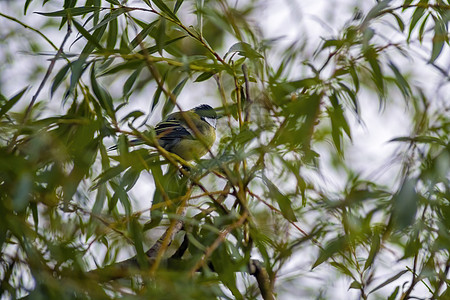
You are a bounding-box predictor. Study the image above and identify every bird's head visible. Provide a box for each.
[193,104,218,128]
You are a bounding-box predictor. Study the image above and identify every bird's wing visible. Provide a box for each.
[155,119,194,141]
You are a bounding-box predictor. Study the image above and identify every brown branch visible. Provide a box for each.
[148,191,190,274]
[248,259,274,300]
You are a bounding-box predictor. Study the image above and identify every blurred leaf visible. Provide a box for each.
[417,13,430,43]
[407,3,426,42]
[262,174,297,222]
[349,280,362,290]
[390,136,446,146]
[363,47,384,94]
[388,61,411,97]
[364,232,380,270]
[430,16,447,63]
[392,178,418,230]
[361,0,392,29]
[129,217,147,267]
[387,286,400,300]
[51,63,71,97]
[369,270,408,294]
[225,42,263,59]
[0,87,27,119]
[93,164,127,188]
[390,12,405,32]
[312,236,347,269]
[13,173,33,212]
[174,0,184,13]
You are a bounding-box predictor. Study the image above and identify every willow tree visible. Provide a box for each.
[0,0,449,299]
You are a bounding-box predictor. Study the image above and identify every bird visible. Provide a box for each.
[111,104,218,161]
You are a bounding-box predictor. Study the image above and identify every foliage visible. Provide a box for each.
[0,0,449,299]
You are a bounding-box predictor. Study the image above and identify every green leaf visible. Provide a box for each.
[106,14,118,49]
[129,217,147,267]
[130,20,158,50]
[312,236,347,269]
[156,18,166,55]
[392,178,418,230]
[88,8,128,34]
[152,0,180,22]
[0,87,28,119]
[330,262,356,280]
[105,0,120,5]
[72,19,104,51]
[111,181,131,215]
[101,60,143,76]
[120,110,145,124]
[407,3,426,42]
[147,164,165,229]
[388,61,411,97]
[417,13,430,43]
[349,280,362,290]
[361,0,392,28]
[430,16,447,63]
[35,7,98,17]
[51,63,71,97]
[151,72,166,112]
[387,286,400,300]
[123,68,142,98]
[121,168,141,192]
[261,174,297,222]
[338,82,359,114]
[390,12,405,32]
[13,173,33,212]
[93,164,127,188]
[137,35,186,56]
[174,0,184,13]
[172,76,188,97]
[390,136,446,146]
[195,71,216,82]
[92,184,107,214]
[364,47,384,94]
[90,63,115,119]
[369,270,408,294]
[225,42,263,59]
[24,0,34,14]
[364,232,380,270]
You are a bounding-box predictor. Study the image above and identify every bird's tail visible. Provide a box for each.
[108,139,143,151]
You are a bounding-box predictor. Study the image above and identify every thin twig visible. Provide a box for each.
[25,21,72,123]
[0,12,59,51]
[242,64,253,123]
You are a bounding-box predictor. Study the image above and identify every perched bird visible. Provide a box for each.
[113,104,218,161]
